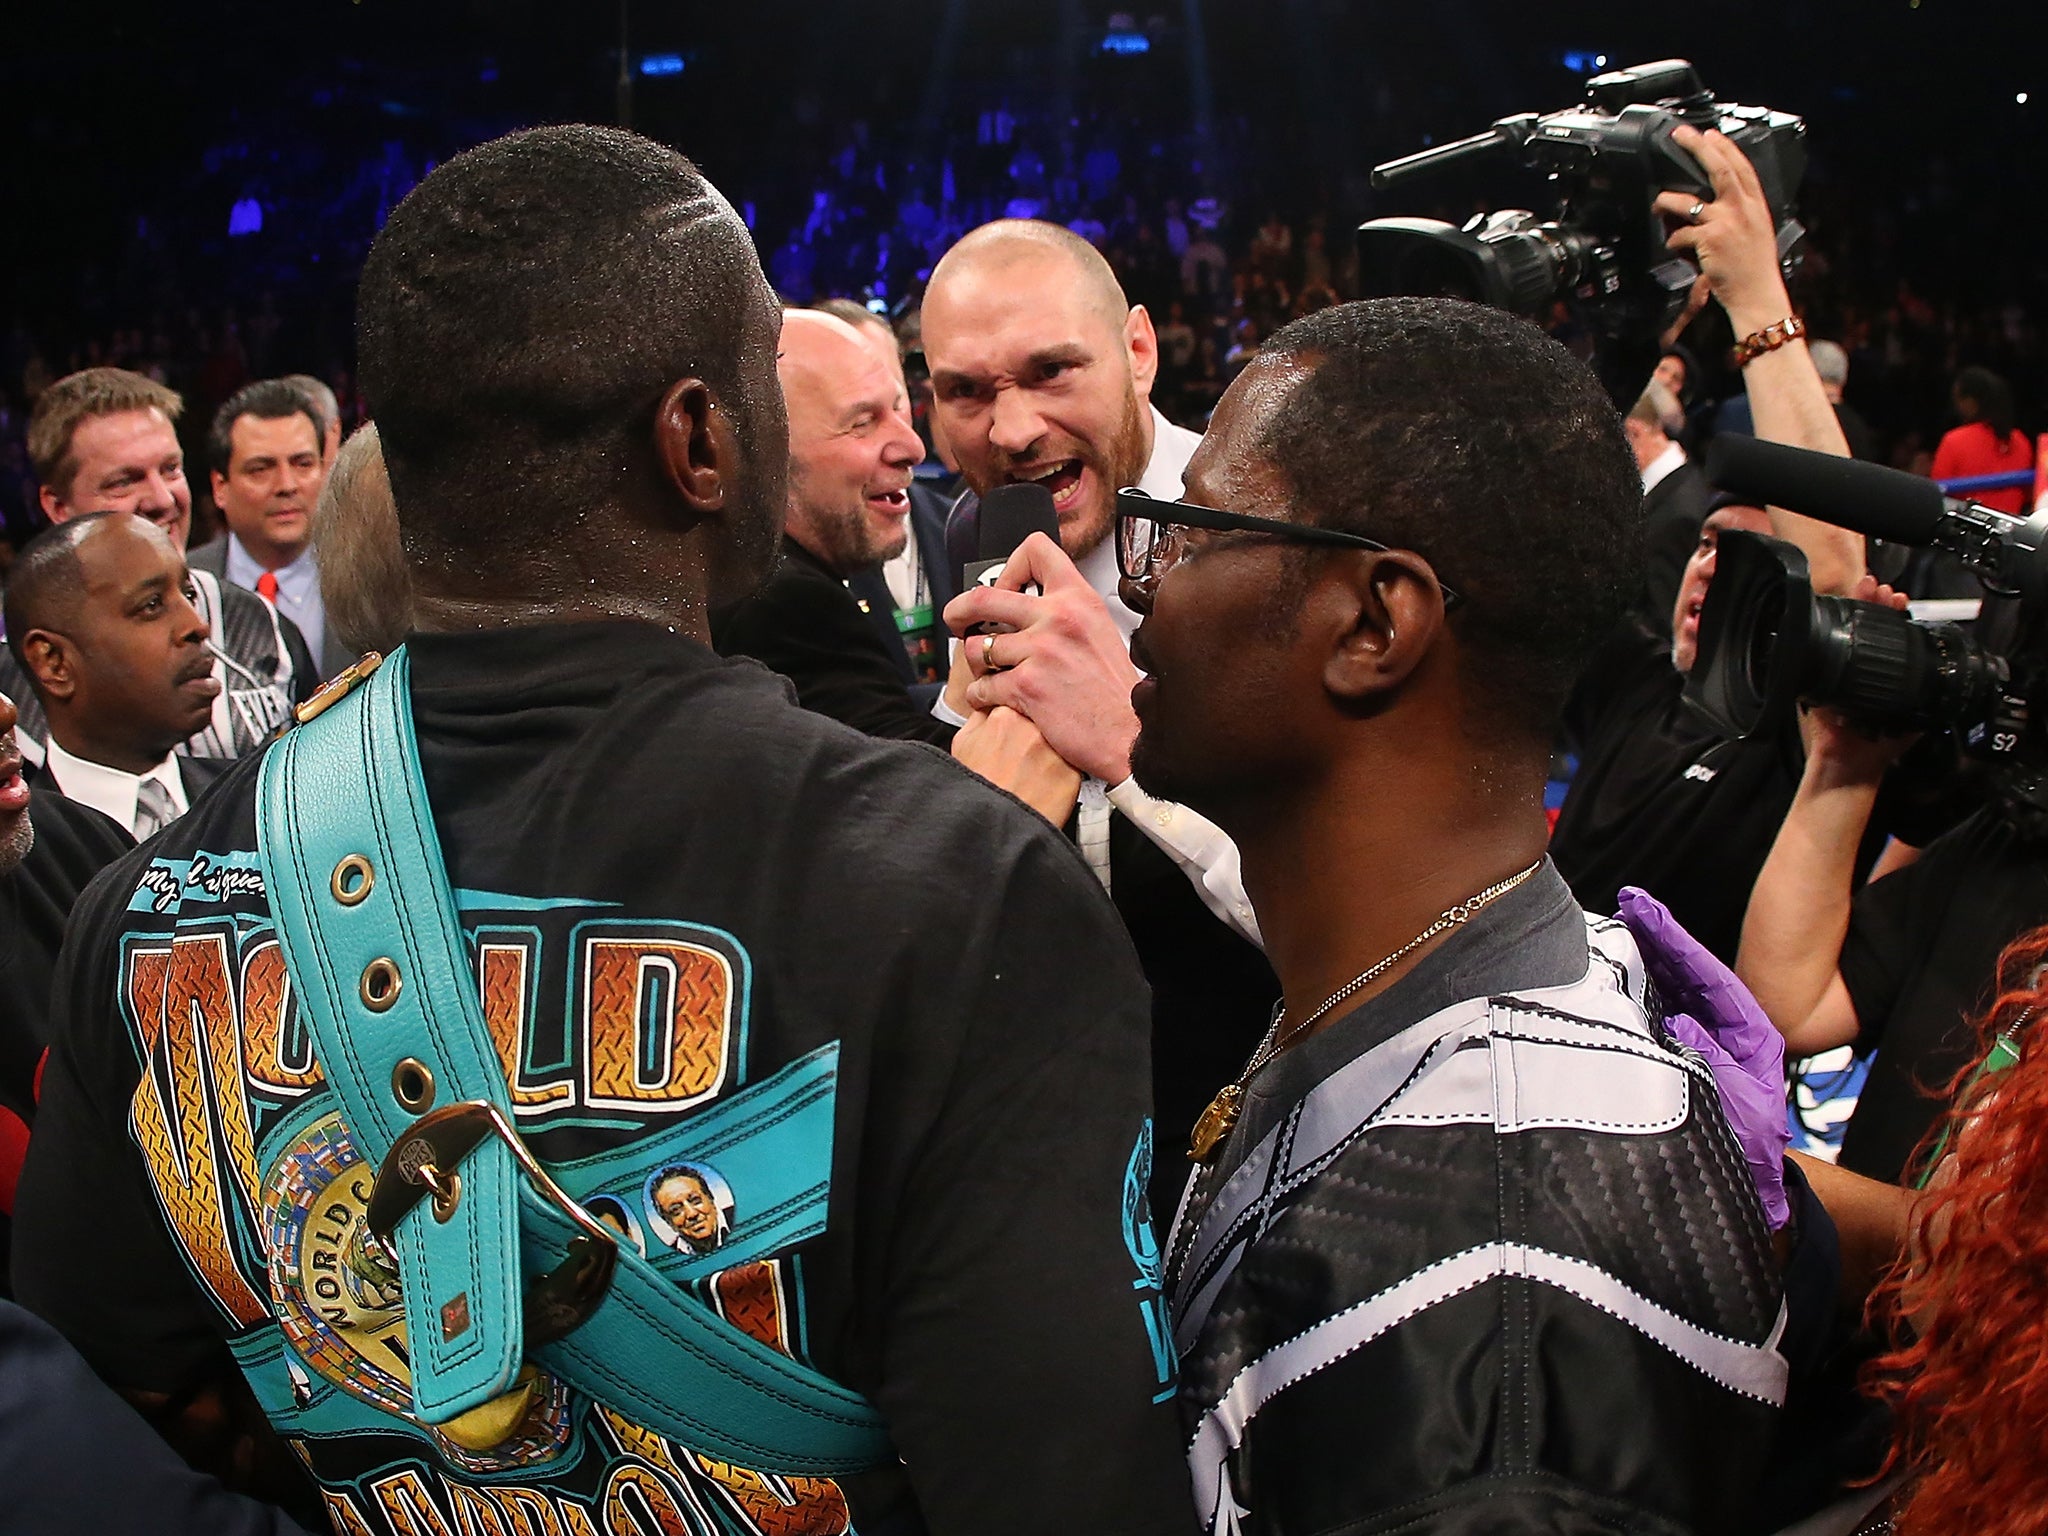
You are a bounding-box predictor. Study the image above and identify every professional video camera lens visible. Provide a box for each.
[1689,530,2010,744]
[1799,597,2007,731]
[1354,212,1585,318]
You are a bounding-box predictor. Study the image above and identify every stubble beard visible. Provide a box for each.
[794,485,908,578]
[1062,389,1151,562]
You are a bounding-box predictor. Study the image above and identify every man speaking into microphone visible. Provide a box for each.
[922,221,1278,1197]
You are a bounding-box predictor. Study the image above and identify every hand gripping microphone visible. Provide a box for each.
[1705,435,2048,602]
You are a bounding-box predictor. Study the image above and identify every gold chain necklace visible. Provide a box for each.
[1187,858,1544,1164]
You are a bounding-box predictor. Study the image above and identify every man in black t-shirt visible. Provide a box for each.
[13,127,1191,1536]
[1552,496,1794,962]
[1741,717,2048,1183]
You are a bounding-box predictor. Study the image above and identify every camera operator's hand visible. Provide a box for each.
[943,532,1142,784]
[950,705,1084,827]
[1655,126,1792,339]
[1659,124,1862,594]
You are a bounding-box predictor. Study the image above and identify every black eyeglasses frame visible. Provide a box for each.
[1113,487,1464,609]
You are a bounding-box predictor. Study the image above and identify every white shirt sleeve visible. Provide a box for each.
[1104,777,1263,948]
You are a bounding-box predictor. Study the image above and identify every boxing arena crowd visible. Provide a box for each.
[0,58,2045,1536]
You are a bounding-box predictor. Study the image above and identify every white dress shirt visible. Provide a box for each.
[44,738,187,837]
[935,405,1263,944]
[226,535,326,666]
[1640,438,1688,497]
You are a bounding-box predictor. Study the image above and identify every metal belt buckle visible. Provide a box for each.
[366,1099,618,1349]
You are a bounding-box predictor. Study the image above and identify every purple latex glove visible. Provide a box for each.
[1617,887,1791,1231]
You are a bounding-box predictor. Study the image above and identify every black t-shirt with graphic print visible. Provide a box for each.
[13,622,1191,1536]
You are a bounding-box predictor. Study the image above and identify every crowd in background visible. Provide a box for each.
[1,77,2039,563]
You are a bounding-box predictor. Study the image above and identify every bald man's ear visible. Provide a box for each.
[654,378,733,520]
[1319,551,1447,706]
[19,630,77,703]
[1124,305,1160,403]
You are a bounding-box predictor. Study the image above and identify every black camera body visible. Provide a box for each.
[1356,60,1806,407]
[1687,439,2048,809]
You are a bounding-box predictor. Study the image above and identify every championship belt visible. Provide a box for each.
[255,647,891,1473]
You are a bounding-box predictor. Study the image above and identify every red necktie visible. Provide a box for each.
[256,571,279,604]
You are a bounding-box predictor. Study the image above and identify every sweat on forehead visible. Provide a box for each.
[927,220,1130,331]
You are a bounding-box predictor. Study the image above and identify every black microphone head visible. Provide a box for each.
[977,482,1062,564]
[1704,435,1946,545]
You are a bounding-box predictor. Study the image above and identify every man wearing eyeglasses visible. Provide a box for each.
[1111,293,1788,1535]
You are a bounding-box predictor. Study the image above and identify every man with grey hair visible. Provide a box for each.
[283,374,343,467]
[1625,376,1712,628]
[1714,338,1879,463]
[1807,341,1879,461]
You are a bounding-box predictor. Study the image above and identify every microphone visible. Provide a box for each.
[1703,435,1949,545]
[964,482,1061,591]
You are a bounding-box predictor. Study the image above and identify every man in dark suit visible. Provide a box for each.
[845,477,956,710]
[3,514,235,842]
[186,378,356,681]
[1626,377,1713,631]
[807,300,962,711]
[1,688,145,1291]
[713,310,955,746]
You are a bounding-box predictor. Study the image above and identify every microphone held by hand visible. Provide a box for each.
[965,482,1061,595]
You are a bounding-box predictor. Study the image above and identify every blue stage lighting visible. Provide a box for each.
[640,53,686,77]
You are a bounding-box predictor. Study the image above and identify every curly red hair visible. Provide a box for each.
[1867,926,2048,1536]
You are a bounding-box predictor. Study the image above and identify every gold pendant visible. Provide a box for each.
[1189,1083,1244,1163]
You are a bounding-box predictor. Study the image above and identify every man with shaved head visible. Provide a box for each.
[924,219,1184,625]
[810,298,961,695]
[0,512,232,1294]
[923,223,1279,1203]
[0,368,318,768]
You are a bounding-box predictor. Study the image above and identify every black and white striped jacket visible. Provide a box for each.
[1166,868,1784,1536]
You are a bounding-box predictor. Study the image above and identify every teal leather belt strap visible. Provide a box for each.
[256,646,890,1474]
